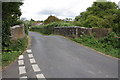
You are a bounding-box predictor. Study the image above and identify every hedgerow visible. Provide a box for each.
[30,21,74,35]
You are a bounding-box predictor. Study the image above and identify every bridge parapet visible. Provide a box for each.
[10,24,25,40]
[54,26,112,38]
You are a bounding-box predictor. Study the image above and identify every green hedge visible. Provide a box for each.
[30,22,74,35]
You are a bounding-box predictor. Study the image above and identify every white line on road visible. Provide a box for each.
[20,76,27,78]
[18,49,45,79]
[30,58,36,64]
[19,55,24,60]
[88,70,95,75]
[18,60,24,66]
[26,49,32,53]
[28,54,34,58]
[36,74,45,78]
[32,64,41,72]
[19,66,26,75]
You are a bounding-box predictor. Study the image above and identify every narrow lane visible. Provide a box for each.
[2,32,118,79]
[30,32,118,78]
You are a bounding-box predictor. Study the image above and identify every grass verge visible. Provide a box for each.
[2,36,28,67]
[72,33,119,59]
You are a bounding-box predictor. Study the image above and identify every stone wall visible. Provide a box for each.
[54,27,77,38]
[92,28,112,38]
[54,27,112,38]
[10,24,25,40]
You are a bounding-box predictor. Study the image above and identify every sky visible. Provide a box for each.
[20,0,120,21]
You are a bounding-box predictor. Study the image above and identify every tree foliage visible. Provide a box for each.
[75,2,120,33]
[2,2,23,48]
[44,15,61,24]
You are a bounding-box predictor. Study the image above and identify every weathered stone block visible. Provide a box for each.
[10,24,25,40]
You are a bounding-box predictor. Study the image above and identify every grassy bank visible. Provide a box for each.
[2,36,28,67]
[72,32,120,58]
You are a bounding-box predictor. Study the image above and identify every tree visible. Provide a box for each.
[44,15,61,24]
[2,2,23,49]
[64,18,72,22]
[30,18,35,22]
[75,1,120,33]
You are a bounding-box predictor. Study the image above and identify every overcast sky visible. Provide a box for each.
[20,0,119,21]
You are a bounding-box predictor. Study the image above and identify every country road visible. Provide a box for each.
[2,32,118,79]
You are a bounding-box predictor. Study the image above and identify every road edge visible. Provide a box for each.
[50,34,119,60]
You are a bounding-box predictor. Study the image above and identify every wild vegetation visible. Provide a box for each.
[2,2,23,49]
[2,37,28,67]
[73,1,120,58]
[73,32,119,58]
[30,1,120,58]
[74,2,120,33]
[2,2,28,67]
[30,21,75,35]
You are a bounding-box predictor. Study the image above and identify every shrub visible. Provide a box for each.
[99,32,119,48]
[2,2,23,49]
[73,33,119,58]
[2,36,28,67]
[30,22,74,35]
[9,36,28,51]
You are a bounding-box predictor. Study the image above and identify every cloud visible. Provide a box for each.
[38,8,76,17]
[20,0,95,20]
[38,9,60,15]
[20,0,119,21]
[118,1,120,8]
